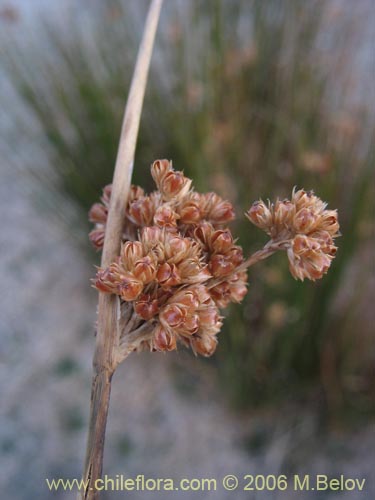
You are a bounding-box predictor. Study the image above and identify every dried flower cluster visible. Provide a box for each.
[90,160,245,357]
[89,160,339,357]
[246,188,340,281]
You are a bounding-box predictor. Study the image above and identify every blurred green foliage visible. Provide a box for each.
[2,0,374,415]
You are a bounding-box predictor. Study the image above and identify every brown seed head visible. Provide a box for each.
[246,188,339,281]
[90,160,339,358]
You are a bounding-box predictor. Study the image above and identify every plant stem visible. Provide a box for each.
[207,240,289,290]
[240,240,286,270]
[81,1,163,498]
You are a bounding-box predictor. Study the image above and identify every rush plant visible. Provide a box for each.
[86,157,339,498]
[82,1,339,495]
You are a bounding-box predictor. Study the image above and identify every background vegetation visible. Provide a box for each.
[2,0,374,417]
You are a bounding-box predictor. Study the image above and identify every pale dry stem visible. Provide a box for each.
[81,1,163,498]
[207,239,290,290]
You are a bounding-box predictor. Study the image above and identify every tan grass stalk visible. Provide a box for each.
[81,1,163,498]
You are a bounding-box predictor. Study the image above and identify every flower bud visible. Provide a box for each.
[226,247,243,266]
[179,200,202,224]
[211,229,233,253]
[118,276,143,301]
[89,228,105,250]
[151,159,192,201]
[151,159,172,187]
[209,254,234,277]
[156,263,181,287]
[121,241,144,267]
[198,306,220,330]
[133,256,157,284]
[101,184,112,205]
[193,284,212,305]
[94,267,118,293]
[190,334,217,357]
[161,171,192,200]
[229,281,248,303]
[177,259,211,284]
[141,226,163,245]
[246,200,272,229]
[128,197,154,226]
[291,188,311,210]
[160,304,186,328]
[319,210,339,235]
[153,325,177,352]
[204,193,235,224]
[183,314,200,335]
[166,235,189,259]
[292,234,319,255]
[129,184,145,202]
[273,199,295,227]
[154,205,179,230]
[134,294,159,320]
[293,208,317,233]
[193,222,213,250]
[287,245,332,281]
[172,289,199,309]
[309,230,333,248]
[89,203,107,224]
[209,281,231,308]
[94,265,141,298]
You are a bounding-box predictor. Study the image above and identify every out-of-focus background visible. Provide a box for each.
[1,0,374,498]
